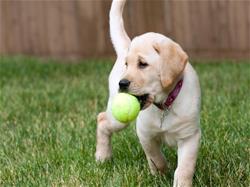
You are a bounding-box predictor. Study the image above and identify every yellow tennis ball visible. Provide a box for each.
[111,93,140,123]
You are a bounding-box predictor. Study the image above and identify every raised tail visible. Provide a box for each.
[109,0,131,57]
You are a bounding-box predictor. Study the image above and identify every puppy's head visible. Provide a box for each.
[119,33,188,109]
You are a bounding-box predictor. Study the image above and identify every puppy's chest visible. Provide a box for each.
[152,111,181,146]
[140,108,196,140]
[140,108,180,133]
[152,109,179,131]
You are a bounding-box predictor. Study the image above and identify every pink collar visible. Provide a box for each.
[154,78,183,110]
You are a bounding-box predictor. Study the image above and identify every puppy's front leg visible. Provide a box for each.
[95,111,127,162]
[174,130,201,187]
[137,133,167,175]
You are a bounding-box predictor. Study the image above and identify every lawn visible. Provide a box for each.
[0,56,249,186]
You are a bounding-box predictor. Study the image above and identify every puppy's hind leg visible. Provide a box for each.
[95,111,127,162]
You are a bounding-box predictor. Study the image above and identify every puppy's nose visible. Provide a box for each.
[119,79,130,90]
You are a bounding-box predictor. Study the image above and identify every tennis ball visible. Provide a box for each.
[111,93,140,123]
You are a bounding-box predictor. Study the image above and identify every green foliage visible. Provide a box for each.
[0,56,249,186]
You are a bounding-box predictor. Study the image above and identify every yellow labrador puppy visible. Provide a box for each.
[95,0,201,186]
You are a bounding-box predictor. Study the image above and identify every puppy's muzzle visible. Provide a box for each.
[119,79,130,91]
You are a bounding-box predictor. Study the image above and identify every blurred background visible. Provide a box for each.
[0,0,249,60]
[0,1,249,185]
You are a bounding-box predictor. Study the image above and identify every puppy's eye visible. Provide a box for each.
[138,61,148,69]
[125,62,128,67]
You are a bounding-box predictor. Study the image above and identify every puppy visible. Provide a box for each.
[95,0,201,186]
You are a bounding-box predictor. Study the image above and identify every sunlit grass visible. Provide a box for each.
[0,56,249,186]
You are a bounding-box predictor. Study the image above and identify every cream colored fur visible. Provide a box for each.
[95,1,201,186]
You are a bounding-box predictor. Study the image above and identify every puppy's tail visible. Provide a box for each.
[110,0,131,57]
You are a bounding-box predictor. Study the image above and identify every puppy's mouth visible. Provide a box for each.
[133,94,154,110]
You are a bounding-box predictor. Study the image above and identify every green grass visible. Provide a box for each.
[0,56,249,186]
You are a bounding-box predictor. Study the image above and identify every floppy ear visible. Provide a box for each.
[153,41,188,89]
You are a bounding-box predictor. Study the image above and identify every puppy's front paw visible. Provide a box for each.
[95,147,112,162]
[173,169,193,187]
[148,157,167,175]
